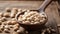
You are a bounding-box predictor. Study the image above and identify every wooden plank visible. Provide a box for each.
[45,1,59,34]
[0,1,43,11]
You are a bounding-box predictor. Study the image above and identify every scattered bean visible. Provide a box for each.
[10,8,18,18]
[3,12,10,17]
[5,8,11,12]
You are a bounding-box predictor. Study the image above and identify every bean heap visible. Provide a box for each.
[0,8,55,34]
[0,8,27,34]
[17,9,47,25]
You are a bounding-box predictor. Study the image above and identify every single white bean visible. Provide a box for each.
[10,8,18,18]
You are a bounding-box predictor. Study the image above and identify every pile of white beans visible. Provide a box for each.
[17,10,47,25]
[0,8,27,34]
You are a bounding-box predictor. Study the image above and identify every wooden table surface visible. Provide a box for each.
[0,1,59,34]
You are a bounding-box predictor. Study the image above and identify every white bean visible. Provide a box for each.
[4,29,10,33]
[3,12,10,17]
[5,8,11,12]
[10,8,18,18]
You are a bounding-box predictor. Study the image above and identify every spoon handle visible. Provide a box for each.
[39,0,51,12]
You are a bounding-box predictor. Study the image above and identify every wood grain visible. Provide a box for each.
[0,1,59,34]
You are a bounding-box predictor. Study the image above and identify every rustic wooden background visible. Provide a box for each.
[0,0,59,34]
